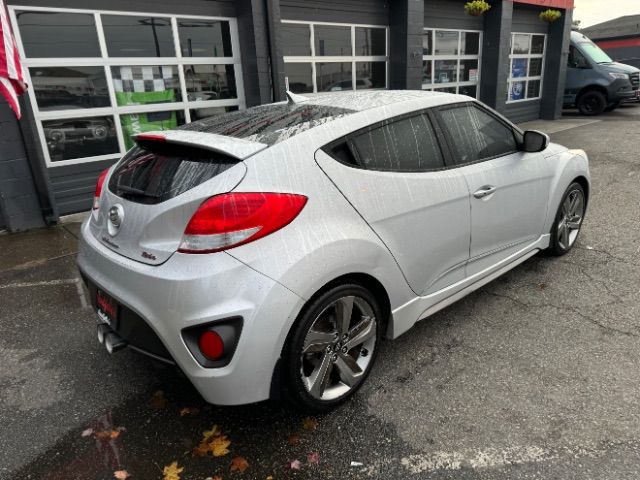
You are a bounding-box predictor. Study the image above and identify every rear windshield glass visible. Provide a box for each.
[108,141,238,205]
[179,103,356,145]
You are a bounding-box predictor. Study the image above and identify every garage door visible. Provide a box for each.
[9,6,245,215]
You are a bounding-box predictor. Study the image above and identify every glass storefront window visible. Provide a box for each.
[15,11,101,58]
[316,62,352,91]
[423,29,481,98]
[12,7,244,166]
[282,21,389,93]
[183,64,237,101]
[282,24,312,56]
[355,62,386,89]
[178,19,232,57]
[314,25,352,56]
[102,15,175,57]
[112,65,181,106]
[507,33,546,102]
[284,63,314,93]
[512,34,530,55]
[30,66,110,110]
[43,116,119,162]
[355,27,386,56]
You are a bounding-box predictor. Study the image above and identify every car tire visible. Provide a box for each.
[548,182,587,256]
[577,90,607,116]
[282,283,383,412]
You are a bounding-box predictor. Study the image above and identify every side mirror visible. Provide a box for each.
[522,130,549,153]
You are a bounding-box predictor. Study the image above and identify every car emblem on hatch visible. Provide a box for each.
[107,204,124,236]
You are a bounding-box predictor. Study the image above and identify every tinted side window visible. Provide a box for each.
[438,104,517,165]
[350,114,444,171]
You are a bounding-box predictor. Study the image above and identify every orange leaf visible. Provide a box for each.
[203,425,221,440]
[114,470,130,479]
[302,417,318,431]
[287,435,300,445]
[230,456,249,473]
[162,461,183,480]
[95,430,120,440]
[210,436,231,457]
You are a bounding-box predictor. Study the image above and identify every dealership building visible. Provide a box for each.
[0,0,573,231]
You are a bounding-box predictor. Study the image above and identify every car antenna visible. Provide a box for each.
[286,90,310,105]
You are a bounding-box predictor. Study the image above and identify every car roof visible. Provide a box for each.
[179,90,462,146]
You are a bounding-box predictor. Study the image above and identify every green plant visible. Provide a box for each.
[540,9,562,23]
[464,0,491,16]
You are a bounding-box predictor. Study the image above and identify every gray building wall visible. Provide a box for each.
[280,0,389,24]
[424,0,483,30]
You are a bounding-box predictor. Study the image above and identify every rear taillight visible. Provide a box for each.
[178,193,307,253]
[92,168,110,216]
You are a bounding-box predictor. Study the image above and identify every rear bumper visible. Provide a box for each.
[77,219,304,405]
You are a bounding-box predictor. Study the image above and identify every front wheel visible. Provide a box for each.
[577,90,607,116]
[548,182,587,256]
[282,284,382,412]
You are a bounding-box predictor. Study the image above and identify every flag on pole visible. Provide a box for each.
[0,0,26,119]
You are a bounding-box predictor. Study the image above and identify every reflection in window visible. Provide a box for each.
[16,11,101,58]
[438,105,517,165]
[435,60,457,83]
[529,58,543,76]
[422,60,432,86]
[355,62,385,89]
[120,110,186,149]
[435,31,458,55]
[317,62,352,91]
[281,24,311,56]
[459,59,479,82]
[423,31,433,55]
[102,15,174,57]
[178,19,232,57]
[30,66,109,110]
[531,35,545,54]
[43,116,119,161]
[508,33,546,102]
[459,85,477,98]
[355,27,386,56]
[112,65,181,106]
[189,105,238,122]
[183,65,237,101]
[351,114,444,171]
[284,63,313,93]
[461,32,480,55]
[512,34,530,54]
[315,25,351,56]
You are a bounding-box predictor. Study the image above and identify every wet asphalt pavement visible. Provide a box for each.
[2,104,640,480]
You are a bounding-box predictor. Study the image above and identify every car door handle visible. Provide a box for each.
[473,185,497,199]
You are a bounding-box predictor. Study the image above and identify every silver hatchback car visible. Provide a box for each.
[78,90,590,411]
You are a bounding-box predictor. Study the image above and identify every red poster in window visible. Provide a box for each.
[512,0,574,9]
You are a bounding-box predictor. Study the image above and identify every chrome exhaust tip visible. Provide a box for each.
[97,323,111,344]
[104,332,127,354]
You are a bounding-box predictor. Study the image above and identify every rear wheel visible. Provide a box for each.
[577,90,607,116]
[548,182,586,256]
[282,284,382,412]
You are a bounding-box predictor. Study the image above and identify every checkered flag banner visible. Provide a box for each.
[112,65,176,93]
[0,0,27,119]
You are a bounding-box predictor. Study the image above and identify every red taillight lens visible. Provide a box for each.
[178,193,307,253]
[93,168,110,211]
[198,331,224,360]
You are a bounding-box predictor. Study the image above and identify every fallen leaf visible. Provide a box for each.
[289,460,302,470]
[149,390,168,410]
[210,436,231,457]
[163,461,183,480]
[114,470,130,479]
[302,417,318,431]
[286,435,300,445]
[81,428,94,438]
[179,407,200,417]
[95,430,121,440]
[203,425,221,439]
[266,476,274,480]
[230,456,249,473]
[307,452,320,464]
[537,282,547,290]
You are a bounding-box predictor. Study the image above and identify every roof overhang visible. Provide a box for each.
[512,0,574,9]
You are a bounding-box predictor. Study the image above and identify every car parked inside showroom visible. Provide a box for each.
[78,90,590,411]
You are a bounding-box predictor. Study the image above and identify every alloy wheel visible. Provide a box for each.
[557,188,585,250]
[300,295,377,401]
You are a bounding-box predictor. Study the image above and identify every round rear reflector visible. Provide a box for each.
[198,331,225,360]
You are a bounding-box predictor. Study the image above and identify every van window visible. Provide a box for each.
[568,46,589,69]
[579,41,613,64]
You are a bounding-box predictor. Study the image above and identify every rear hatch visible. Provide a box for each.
[90,130,267,265]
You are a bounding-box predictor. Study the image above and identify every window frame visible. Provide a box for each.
[9,5,245,167]
[434,101,522,167]
[422,28,483,99]
[506,32,547,104]
[322,108,449,173]
[282,19,389,94]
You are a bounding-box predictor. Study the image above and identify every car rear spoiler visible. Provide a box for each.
[135,130,268,160]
